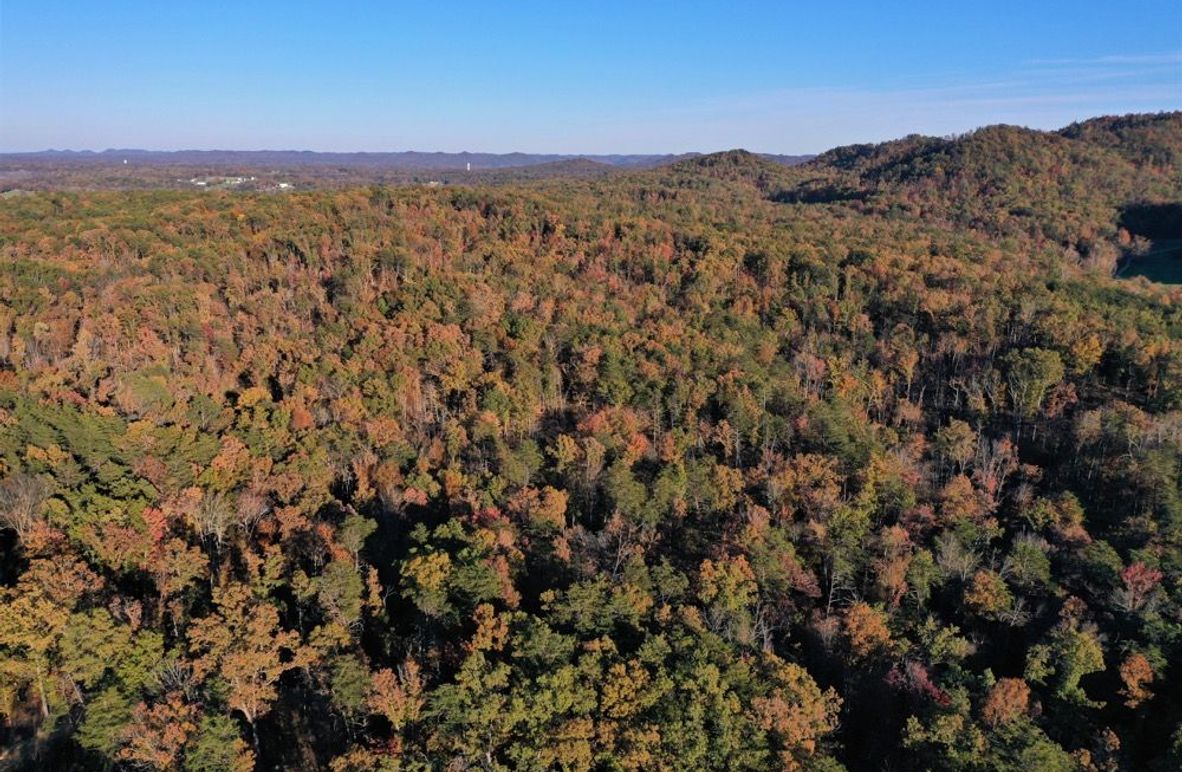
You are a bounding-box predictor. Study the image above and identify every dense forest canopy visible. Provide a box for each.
[1,112,1181,771]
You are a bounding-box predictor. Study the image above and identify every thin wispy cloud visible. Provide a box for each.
[585,49,1181,153]
[1027,50,1182,66]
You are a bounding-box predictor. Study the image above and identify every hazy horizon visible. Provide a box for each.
[1,1,1179,155]
[3,110,1177,159]
[0,147,795,157]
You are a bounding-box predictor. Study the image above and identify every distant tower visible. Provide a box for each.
[466,162,471,172]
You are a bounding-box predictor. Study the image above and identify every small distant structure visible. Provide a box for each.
[466,162,471,172]
[277,182,292,189]
[122,159,128,165]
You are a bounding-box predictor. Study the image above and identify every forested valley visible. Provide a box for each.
[1,112,1181,771]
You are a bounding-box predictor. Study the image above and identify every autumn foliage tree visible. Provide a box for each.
[1,112,1181,769]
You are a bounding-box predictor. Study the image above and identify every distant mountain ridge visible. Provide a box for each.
[1,148,813,170]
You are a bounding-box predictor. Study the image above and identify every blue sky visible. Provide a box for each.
[1,1,1179,153]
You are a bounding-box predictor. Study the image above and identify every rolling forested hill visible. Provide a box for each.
[1,114,1181,771]
[783,112,1182,271]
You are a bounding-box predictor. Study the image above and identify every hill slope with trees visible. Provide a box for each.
[781,111,1182,272]
[1,114,1181,770]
